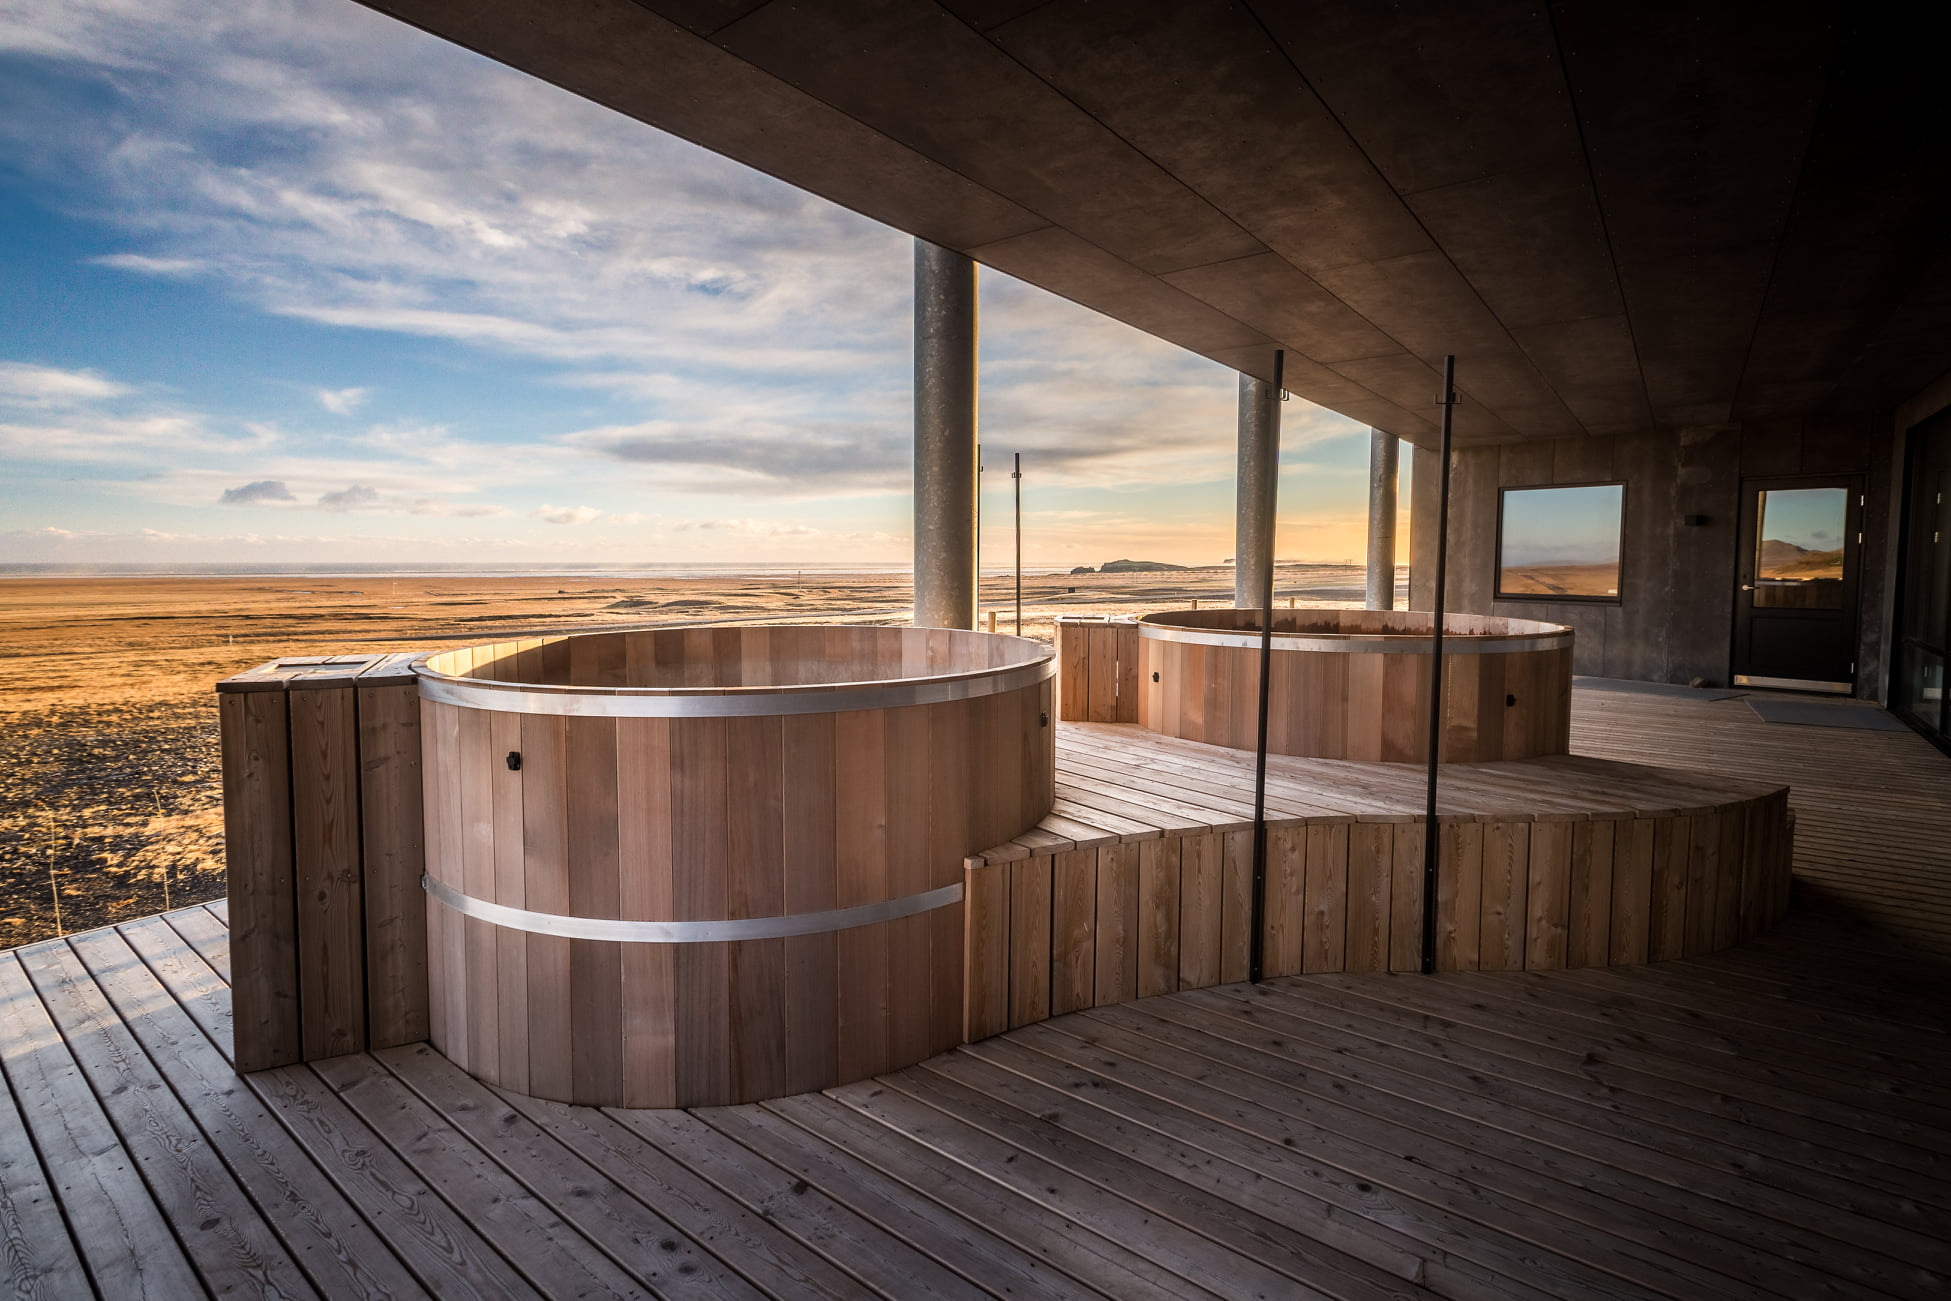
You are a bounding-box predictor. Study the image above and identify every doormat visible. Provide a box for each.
[1573,676,1746,702]
[1745,698,1909,731]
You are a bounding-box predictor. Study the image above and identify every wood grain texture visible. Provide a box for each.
[220,688,300,1073]
[1302,823,1349,974]
[1263,825,1306,978]
[1093,841,1139,1007]
[1525,820,1573,971]
[520,712,572,1102]
[1648,815,1693,962]
[1008,856,1052,1029]
[1137,609,1572,762]
[1136,836,1182,997]
[1178,832,1224,989]
[1480,821,1531,972]
[419,630,1050,1108]
[617,716,676,1108]
[566,715,623,1106]
[289,684,365,1060]
[1388,821,1426,973]
[1435,820,1483,972]
[1050,849,1096,1016]
[357,678,427,1050]
[964,857,1009,1042]
[1344,823,1393,973]
[1566,819,1616,968]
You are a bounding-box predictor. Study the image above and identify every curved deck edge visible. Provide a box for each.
[960,729,1792,1043]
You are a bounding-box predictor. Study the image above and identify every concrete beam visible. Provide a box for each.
[1234,373,1281,610]
[913,239,978,630]
[1366,428,1399,610]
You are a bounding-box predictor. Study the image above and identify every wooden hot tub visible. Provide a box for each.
[1138,609,1573,762]
[415,626,1054,1108]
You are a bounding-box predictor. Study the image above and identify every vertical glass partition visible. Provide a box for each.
[1896,415,1951,745]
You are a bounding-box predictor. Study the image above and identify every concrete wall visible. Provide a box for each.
[1410,418,1893,695]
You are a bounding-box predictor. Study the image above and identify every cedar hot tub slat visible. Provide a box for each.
[414,625,1055,1109]
[1133,608,1575,763]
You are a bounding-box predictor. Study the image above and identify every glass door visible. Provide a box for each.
[1733,477,1862,691]
[1894,416,1950,744]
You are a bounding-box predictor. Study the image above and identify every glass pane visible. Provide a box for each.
[1899,645,1945,736]
[1754,487,1846,610]
[1927,468,1950,645]
[1498,484,1623,598]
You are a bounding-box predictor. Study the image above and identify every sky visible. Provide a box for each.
[1498,484,1623,568]
[1757,488,1846,553]
[0,0,1406,571]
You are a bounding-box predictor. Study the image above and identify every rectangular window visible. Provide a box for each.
[1753,486,1847,610]
[1496,483,1625,602]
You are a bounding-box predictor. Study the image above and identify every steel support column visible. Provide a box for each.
[1366,427,1399,610]
[1234,373,1281,610]
[913,239,977,629]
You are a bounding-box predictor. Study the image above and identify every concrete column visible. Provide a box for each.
[1365,427,1399,610]
[1233,373,1281,610]
[913,239,977,629]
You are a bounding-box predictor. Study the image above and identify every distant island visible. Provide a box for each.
[1097,559,1190,573]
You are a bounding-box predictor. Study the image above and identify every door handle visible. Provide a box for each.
[1740,584,1754,591]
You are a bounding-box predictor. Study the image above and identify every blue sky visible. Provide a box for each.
[1758,488,1846,553]
[1499,484,1623,568]
[0,0,1400,569]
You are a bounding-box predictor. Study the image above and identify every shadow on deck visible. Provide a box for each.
[2,687,1948,1298]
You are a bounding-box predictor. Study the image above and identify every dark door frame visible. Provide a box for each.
[1891,415,1951,753]
[1732,473,1865,694]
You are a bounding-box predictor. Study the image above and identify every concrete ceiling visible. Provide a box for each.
[359,0,1951,449]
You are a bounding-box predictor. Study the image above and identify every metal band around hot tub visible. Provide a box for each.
[415,655,1053,717]
[422,874,965,942]
[1136,624,1571,654]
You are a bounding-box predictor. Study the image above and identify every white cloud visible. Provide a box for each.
[315,386,367,414]
[89,253,204,276]
[675,518,821,538]
[0,361,131,406]
[531,504,602,525]
[0,0,1374,563]
[410,497,505,518]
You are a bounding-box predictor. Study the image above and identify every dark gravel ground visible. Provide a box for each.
[0,693,225,947]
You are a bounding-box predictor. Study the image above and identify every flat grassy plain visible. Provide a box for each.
[0,564,1378,948]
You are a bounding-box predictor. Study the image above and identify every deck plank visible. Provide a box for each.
[310,1051,649,1299]
[0,949,205,1300]
[695,1101,1077,1299]
[372,1043,765,1299]
[766,1090,1195,1300]
[1,685,1948,1300]
[81,919,425,1300]
[0,972,90,1300]
[604,1107,986,1300]
[250,1061,544,1298]
[17,939,319,1299]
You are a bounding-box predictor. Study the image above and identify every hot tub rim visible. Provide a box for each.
[1137,609,1572,655]
[411,626,1056,717]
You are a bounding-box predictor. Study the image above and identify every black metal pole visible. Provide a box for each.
[1013,452,1023,635]
[1420,356,1457,975]
[1249,351,1283,984]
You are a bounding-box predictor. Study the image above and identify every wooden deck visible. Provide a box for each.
[3,687,1949,1298]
